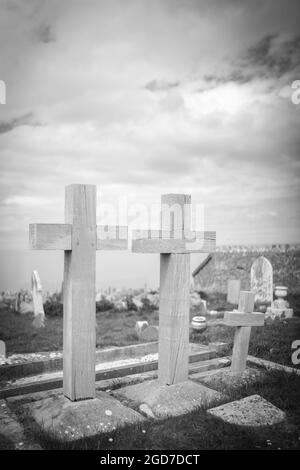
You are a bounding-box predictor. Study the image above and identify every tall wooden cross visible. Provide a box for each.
[132,194,216,385]
[29,184,127,401]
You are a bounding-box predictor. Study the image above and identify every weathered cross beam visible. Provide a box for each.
[224,291,265,375]
[29,184,127,401]
[132,194,216,385]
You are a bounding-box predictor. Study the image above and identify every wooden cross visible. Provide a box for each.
[224,291,265,375]
[29,184,127,401]
[132,194,216,385]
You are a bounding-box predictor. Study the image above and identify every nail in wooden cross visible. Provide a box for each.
[29,184,127,401]
[224,291,265,375]
[132,194,216,385]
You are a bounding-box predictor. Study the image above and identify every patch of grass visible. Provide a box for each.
[1,292,300,367]
[0,307,159,354]
[191,317,300,368]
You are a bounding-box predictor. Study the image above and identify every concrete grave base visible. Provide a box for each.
[207,394,286,427]
[20,390,144,441]
[196,366,265,389]
[113,379,225,419]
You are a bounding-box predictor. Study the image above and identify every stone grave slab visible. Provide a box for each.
[113,379,224,419]
[20,390,144,441]
[207,394,286,427]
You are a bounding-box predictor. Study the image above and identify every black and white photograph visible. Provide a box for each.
[0,0,299,456]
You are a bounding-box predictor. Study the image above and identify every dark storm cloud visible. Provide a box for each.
[246,34,300,78]
[0,113,42,135]
[201,33,300,90]
[34,23,55,43]
[144,80,180,92]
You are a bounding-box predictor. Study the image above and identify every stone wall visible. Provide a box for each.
[193,244,300,294]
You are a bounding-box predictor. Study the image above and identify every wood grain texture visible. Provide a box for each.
[158,194,191,385]
[97,225,128,250]
[230,326,251,375]
[230,291,259,375]
[224,311,265,327]
[29,224,71,250]
[63,184,97,401]
[132,230,216,254]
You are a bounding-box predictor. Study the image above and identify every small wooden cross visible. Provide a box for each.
[29,184,127,401]
[132,194,216,385]
[224,291,265,375]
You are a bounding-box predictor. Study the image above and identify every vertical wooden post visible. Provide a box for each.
[230,291,255,375]
[63,184,97,401]
[158,194,191,385]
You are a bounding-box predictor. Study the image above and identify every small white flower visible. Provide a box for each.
[105,410,112,416]
[108,438,113,442]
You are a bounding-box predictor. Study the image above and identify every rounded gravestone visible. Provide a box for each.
[250,256,273,303]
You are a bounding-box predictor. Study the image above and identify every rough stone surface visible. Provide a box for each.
[197,366,265,389]
[0,399,42,449]
[251,256,273,303]
[114,379,224,419]
[208,342,229,354]
[135,321,149,336]
[207,394,286,427]
[193,245,300,295]
[20,391,144,441]
[138,325,159,342]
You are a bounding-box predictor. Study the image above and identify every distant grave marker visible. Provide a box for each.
[250,256,273,303]
[227,279,241,305]
[224,291,265,375]
[0,340,5,359]
[31,270,45,328]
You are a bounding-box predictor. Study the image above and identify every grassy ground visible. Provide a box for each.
[8,368,300,450]
[192,317,300,369]
[1,305,300,369]
[0,307,159,355]
[1,294,300,450]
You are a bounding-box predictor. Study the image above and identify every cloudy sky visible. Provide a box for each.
[0,0,299,290]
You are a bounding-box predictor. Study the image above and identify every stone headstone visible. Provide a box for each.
[250,256,273,303]
[31,270,45,328]
[227,279,241,304]
[135,321,149,336]
[139,325,159,342]
[0,340,6,359]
